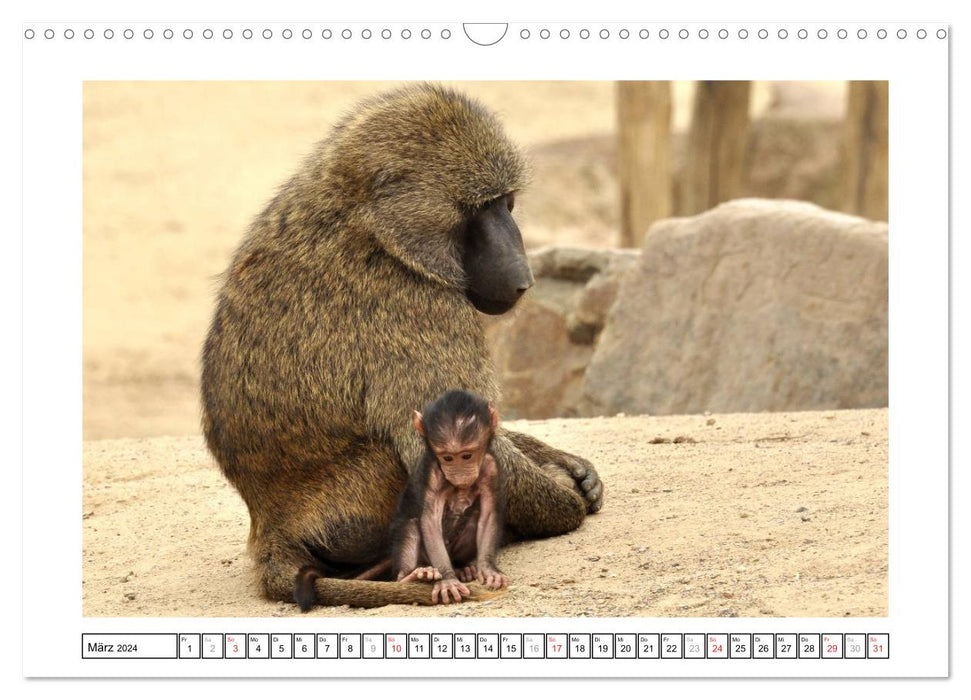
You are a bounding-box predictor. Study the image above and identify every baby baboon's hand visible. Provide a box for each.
[398,566,442,583]
[457,564,479,583]
[431,577,470,604]
[478,566,510,589]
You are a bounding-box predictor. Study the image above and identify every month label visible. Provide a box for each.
[81,634,177,660]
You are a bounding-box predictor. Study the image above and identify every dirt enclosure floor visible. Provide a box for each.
[82,408,887,619]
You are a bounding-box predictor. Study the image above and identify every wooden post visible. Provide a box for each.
[682,81,751,215]
[842,81,889,221]
[616,81,672,247]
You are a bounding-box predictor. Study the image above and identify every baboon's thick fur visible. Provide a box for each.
[202,84,596,608]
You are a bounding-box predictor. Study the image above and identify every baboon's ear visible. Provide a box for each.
[488,404,499,431]
[412,410,425,437]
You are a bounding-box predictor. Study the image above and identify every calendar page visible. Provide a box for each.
[18,1,950,684]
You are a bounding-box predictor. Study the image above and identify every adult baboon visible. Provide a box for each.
[202,83,603,608]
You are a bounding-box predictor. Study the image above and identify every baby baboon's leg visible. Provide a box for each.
[491,434,588,539]
[353,559,392,580]
[503,429,603,513]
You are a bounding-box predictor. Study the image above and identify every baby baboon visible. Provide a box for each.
[293,390,508,610]
[392,390,508,604]
[202,83,603,610]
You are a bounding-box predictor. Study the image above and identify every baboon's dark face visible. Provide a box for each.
[461,194,534,315]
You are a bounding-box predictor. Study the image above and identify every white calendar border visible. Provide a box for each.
[20,11,948,680]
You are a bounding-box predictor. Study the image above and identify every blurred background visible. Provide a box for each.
[83,80,888,439]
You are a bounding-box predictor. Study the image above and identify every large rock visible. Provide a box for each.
[485,247,638,419]
[579,199,888,416]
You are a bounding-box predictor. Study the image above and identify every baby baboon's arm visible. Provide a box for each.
[474,455,509,589]
[419,480,470,604]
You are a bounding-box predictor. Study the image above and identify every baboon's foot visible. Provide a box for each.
[505,430,604,514]
[556,453,604,514]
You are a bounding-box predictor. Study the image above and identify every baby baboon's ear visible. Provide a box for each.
[488,404,499,431]
[412,410,426,437]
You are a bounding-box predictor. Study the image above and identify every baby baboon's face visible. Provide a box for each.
[430,435,490,488]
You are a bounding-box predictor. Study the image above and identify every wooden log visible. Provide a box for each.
[842,81,889,221]
[616,81,672,247]
[682,81,751,215]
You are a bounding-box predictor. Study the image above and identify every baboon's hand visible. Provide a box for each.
[431,577,471,604]
[477,566,510,589]
[559,453,604,513]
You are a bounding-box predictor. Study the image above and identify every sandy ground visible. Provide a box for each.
[82,408,887,618]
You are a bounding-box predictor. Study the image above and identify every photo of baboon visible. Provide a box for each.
[83,80,888,618]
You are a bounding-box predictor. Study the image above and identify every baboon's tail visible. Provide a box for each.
[294,565,503,611]
[294,566,322,612]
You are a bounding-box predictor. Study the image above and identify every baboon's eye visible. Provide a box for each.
[443,455,454,462]
[507,194,515,212]
[461,453,472,461]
